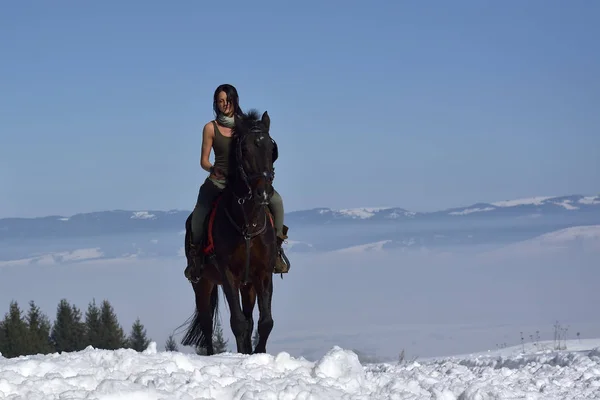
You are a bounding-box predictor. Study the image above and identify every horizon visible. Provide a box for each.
[2,191,599,220]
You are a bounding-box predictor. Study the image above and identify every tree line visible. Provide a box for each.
[0,298,151,358]
[0,298,231,358]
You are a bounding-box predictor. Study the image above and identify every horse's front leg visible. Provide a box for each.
[219,267,251,354]
[254,270,274,354]
[240,284,256,354]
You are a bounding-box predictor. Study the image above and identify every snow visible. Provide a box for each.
[282,239,314,251]
[537,225,600,242]
[489,194,600,209]
[333,240,392,253]
[579,196,600,205]
[449,207,495,215]
[131,211,156,220]
[337,207,391,219]
[553,199,579,210]
[386,210,416,218]
[1,340,600,399]
[0,248,104,267]
[490,196,555,207]
[481,225,600,258]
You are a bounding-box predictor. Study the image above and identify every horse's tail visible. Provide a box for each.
[180,285,221,349]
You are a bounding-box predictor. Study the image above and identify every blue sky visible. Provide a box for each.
[1,1,598,218]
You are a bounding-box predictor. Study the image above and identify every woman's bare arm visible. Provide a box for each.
[200,122,214,173]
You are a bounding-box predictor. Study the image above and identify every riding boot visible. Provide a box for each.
[274,225,291,274]
[184,241,205,282]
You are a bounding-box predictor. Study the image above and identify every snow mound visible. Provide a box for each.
[1,341,600,399]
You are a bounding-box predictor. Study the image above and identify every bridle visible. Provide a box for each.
[232,123,275,206]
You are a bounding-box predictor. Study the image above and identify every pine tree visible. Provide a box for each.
[84,299,102,348]
[98,300,126,350]
[127,318,150,352]
[164,334,178,351]
[213,318,229,354]
[25,300,53,355]
[0,301,29,358]
[51,299,86,353]
[0,318,5,356]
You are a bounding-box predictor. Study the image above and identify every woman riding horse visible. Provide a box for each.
[185,84,289,280]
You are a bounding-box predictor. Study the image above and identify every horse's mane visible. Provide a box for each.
[241,109,261,123]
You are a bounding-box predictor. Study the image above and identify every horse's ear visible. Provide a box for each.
[261,111,270,131]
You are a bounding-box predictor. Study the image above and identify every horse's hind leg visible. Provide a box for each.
[254,273,274,353]
[240,284,256,354]
[182,278,217,355]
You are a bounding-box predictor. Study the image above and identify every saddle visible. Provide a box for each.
[185,195,288,283]
[198,195,275,258]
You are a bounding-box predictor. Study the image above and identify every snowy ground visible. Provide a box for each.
[1,339,599,399]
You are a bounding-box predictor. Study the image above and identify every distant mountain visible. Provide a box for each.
[286,194,600,225]
[1,194,599,265]
[1,194,598,241]
[0,209,189,240]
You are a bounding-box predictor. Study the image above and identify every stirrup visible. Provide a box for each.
[280,248,291,270]
[273,248,291,277]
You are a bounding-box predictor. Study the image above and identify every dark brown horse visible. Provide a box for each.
[180,109,278,355]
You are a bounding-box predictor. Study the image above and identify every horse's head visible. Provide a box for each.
[230,109,275,206]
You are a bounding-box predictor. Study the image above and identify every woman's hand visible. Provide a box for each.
[210,166,225,180]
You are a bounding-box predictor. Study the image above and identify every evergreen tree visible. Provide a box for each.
[164,334,178,352]
[98,300,126,350]
[213,318,229,354]
[51,299,86,353]
[0,318,5,356]
[25,300,53,355]
[84,299,102,348]
[127,318,150,352]
[0,301,29,358]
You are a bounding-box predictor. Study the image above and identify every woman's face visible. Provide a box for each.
[216,91,234,116]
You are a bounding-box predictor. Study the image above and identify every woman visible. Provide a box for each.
[186,84,289,280]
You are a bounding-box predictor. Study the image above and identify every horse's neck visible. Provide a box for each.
[223,190,266,230]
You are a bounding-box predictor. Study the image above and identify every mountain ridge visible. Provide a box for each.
[1,193,598,241]
[3,193,598,221]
